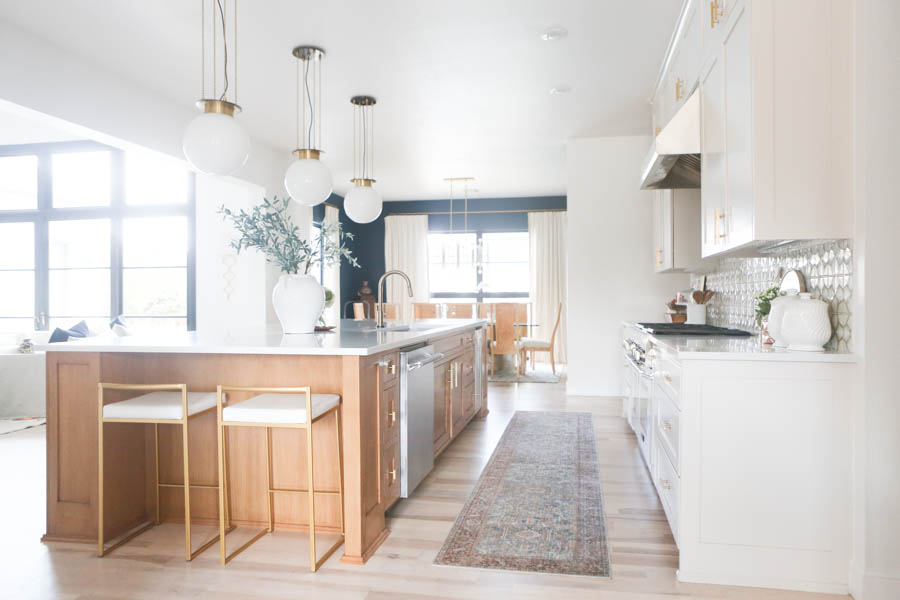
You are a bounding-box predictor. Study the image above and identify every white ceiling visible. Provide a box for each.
[0,1,680,200]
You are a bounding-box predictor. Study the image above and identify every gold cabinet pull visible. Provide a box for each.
[656,248,664,266]
[660,478,673,491]
[717,210,727,239]
[662,419,673,431]
[710,0,723,27]
[675,77,685,101]
[388,399,397,426]
[389,459,397,483]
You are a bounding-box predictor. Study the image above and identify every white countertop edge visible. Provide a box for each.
[38,319,487,357]
[622,321,857,363]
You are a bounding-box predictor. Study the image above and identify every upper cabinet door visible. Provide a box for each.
[722,5,753,249]
[653,190,675,272]
[700,56,726,258]
[678,0,702,91]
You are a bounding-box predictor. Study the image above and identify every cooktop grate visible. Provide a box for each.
[637,323,753,336]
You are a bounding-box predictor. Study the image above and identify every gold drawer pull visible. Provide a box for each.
[389,459,397,483]
[662,419,673,431]
[660,478,672,491]
[711,0,723,27]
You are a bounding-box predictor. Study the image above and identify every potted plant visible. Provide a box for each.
[220,197,359,333]
[754,286,783,345]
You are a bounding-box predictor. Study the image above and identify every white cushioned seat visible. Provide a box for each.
[517,337,551,349]
[222,393,341,425]
[103,391,218,420]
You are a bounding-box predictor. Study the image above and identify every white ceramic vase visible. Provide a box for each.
[767,291,800,348]
[780,292,832,352]
[272,273,325,334]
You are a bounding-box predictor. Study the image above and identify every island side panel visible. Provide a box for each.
[340,353,389,564]
[44,351,148,543]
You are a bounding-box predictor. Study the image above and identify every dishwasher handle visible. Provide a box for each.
[407,352,444,371]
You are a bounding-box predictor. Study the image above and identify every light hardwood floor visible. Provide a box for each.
[1,380,849,599]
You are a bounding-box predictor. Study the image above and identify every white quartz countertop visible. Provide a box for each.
[624,322,857,363]
[38,319,486,357]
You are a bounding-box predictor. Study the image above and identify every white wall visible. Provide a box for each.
[195,175,267,334]
[566,136,690,396]
[851,0,900,598]
[0,19,312,327]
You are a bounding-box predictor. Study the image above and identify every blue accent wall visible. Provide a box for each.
[315,195,566,311]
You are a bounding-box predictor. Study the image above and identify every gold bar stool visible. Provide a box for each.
[216,385,344,571]
[97,383,222,560]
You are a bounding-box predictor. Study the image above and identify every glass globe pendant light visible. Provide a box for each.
[284,46,332,206]
[344,95,382,223]
[183,0,249,175]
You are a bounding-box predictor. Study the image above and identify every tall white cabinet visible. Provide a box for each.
[652,0,852,258]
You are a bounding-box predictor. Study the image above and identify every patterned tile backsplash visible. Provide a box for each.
[690,240,853,352]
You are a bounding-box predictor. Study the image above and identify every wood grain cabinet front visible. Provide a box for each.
[381,439,400,509]
[380,383,400,448]
[433,361,451,456]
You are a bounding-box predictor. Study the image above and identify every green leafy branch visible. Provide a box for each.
[219,196,360,275]
[754,286,783,326]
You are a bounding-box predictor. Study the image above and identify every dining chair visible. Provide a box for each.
[517,303,563,375]
[477,304,497,375]
[352,303,368,320]
[412,302,440,320]
[444,303,475,319]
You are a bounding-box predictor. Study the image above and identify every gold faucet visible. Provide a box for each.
[376,270,413,328]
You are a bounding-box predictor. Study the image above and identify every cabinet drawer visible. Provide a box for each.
[653,354,682,405]
[655,442,680,545]
[378,352,399,387]
[380,383,400,448]
[432,334,464,357]
[655,386,680,473]
[460,353,475,389]
[382,440,400,509]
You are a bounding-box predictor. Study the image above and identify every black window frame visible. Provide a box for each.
[0,140,197,331]
[428,230,530,303]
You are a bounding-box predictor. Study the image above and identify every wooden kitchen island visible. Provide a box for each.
[41,319,488,565]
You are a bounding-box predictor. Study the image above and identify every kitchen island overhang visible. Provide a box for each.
[40,319,489,565]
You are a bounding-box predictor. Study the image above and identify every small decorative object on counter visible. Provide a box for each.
[767,290,800,348]
[220,196,360,333]
[685,288,712,325]
[754,286,783,345]
[17,338,34,354]
[780,292,832,352]
[665,297,687,323]
[357,280,376,319]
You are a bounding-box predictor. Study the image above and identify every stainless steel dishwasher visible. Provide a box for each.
[399,344,443,497]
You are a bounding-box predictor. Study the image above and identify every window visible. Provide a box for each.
[0,141,195,335]
[427,231,530,303]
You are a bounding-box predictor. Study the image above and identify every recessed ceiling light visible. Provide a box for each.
[541,26,568,42]
[550,85,572,95]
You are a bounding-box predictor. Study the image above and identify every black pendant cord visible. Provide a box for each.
[304,58,313,148]
[216,0,229,101]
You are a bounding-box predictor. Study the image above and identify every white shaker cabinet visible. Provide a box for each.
[653,189,701,273]
[699,0,851,257]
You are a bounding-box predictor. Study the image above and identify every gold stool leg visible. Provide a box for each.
[217,396,227,565]
[306,420,317,572]
[181,403,192,561]
[266,427,274,532]
[336,407,345,536]
[97,386,104,557]
[154,423,161,525]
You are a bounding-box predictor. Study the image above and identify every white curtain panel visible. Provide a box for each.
[323,204,341,325]
[384,215,430,321]
[528,211,567,364]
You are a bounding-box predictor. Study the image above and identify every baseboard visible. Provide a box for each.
[851,569,900,600]
[677,569,849,596]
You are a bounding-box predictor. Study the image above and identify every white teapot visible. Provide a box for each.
[780,293,832,352]
[767,290,800,348]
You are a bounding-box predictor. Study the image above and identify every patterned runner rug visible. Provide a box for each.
[434,411,610,577]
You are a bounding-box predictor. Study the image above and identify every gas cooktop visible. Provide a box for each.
[637,323,753,336]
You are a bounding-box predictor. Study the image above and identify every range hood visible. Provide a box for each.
[639,90,701,189]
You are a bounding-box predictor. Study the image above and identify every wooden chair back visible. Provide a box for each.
[379,303,399,321]
[548,302,563,345]
[492,303,524,354]
[352,302,368,320]
[412,302,440,320]
[444,303,474,319]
